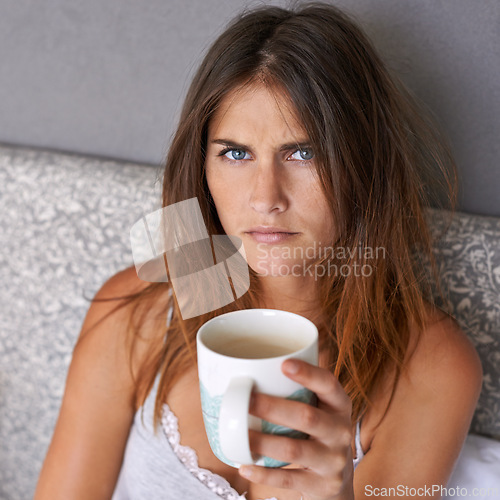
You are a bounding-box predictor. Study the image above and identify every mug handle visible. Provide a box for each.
[219,376,255,465]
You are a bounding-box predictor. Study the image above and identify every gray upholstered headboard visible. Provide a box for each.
[1,145,499,499]
[0,145,159,498]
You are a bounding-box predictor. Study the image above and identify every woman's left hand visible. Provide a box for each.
[238,359,355,500]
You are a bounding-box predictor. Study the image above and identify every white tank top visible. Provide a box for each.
[112,373,365,500]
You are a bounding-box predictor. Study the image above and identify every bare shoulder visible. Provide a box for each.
[79,265,149,340]
[384,302,483,430]
[404,304,483,399]
[354,303,483,490]
[76,265,169,377]
[75,266,149,387]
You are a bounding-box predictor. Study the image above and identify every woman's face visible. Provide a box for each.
[205,83,335,277]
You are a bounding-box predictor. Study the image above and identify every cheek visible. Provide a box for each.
[298,181,327,214]
[317,202,335,239]
[205,166,216,196]
[206,167,223,207]
[206,168,236,227]
[302,188,335,239]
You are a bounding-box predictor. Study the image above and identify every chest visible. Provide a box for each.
[165,367,303,500]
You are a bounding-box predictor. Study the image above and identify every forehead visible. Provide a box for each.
[208,82,307,139]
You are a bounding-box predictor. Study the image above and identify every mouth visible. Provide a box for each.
[244,226,299,244]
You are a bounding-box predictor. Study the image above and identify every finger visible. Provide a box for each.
[239,465,313,493]
[282,359,352,414]
[248,429,340,473]
[239,464,345,499]
[249,392,352,444]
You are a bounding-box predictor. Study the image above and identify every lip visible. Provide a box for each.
[245,226,299,244]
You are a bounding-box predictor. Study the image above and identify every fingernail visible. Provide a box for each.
[239,465,253,478]
[283,359,299,374]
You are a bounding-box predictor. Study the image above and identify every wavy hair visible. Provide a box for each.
[92,2,457,430]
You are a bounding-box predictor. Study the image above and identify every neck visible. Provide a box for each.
[256,274,332,366]
[257,274,320,322]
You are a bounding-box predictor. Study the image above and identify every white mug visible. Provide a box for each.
[196,309,318,468]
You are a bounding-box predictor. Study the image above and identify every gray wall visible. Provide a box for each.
[0,0,498,216]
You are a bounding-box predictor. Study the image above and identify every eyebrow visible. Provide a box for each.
[211,139,311,152]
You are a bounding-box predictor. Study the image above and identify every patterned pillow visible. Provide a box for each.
[0,145,160,499]
[427,208,500,440]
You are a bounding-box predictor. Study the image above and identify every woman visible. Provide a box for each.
[35,3,482,499]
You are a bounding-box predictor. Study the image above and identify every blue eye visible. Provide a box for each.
[289,148,314,161]
[220,149,249,161]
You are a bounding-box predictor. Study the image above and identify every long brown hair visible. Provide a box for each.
[92,2,458,429]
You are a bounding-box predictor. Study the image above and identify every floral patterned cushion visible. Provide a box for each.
[0,145,160,499]
[0,145,499,499]
[427,209,500,440]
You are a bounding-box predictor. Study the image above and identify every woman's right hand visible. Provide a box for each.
[239,359,355,500]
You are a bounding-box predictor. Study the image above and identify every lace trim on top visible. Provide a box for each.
[353,419,364,469]
[161,403,278,500]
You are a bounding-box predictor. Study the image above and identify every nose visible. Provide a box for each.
[248,157,288,214]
